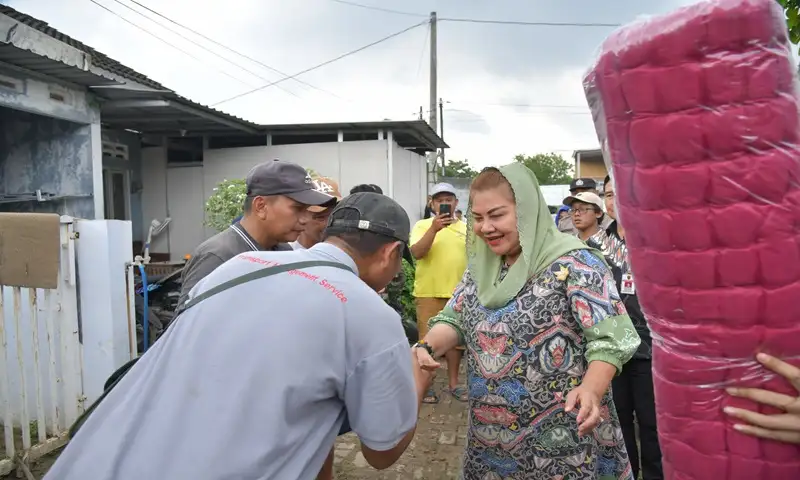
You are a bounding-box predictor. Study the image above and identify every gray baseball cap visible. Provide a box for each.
[326,192,414,263]
[245,159,336,207]
[430,182,457,197]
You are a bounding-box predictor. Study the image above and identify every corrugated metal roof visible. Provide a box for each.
[263,120,449,149]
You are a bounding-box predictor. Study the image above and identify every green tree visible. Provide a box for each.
[777,0,800,48]
[514,153,573,185]
[443,159,478,178]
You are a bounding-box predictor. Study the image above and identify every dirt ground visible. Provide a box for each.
[28,450,61,479]
[21,366,468,479]
[333,366,468,479]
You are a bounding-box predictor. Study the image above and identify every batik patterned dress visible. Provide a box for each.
[433,249,639,480]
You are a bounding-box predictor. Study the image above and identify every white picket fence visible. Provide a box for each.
[0,216,84,475]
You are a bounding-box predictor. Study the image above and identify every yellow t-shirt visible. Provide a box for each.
[410,217,467,298]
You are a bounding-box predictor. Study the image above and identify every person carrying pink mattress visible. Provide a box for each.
[726,353,800,444]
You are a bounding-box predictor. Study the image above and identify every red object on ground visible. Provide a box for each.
[584,0,800,478]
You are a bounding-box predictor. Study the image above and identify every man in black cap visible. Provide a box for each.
[47,191,437,480]
[558,177,613,234]
[349,183,383,195]
[175,159,336,313]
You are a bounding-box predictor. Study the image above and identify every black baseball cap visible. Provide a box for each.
[569,177,598,192]
[245,159,336,207]
[326,192,414,263]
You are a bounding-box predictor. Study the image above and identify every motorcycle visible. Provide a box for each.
[133,267,184,353]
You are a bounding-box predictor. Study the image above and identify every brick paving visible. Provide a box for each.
[333,364,468,480]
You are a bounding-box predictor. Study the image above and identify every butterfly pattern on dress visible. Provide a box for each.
[450,250,634,480]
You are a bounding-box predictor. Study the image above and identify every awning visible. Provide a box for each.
[98,89,262,135]
[263,120,448,153]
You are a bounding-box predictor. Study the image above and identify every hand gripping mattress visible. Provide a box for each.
[583,0,800,478]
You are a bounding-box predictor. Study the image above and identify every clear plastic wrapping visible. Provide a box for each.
[583,0,800,477]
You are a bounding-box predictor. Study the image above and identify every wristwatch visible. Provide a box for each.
[413,340,435,357]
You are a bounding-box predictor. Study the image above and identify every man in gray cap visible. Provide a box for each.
[46,192,437,480]
[175,159,336,313]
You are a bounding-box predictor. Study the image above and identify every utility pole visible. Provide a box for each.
[439,97,445,169]
[429,11,438,135]
[428,11,438,185]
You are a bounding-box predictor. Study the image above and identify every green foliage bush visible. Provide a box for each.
[401,259,417,325]
[204,178,246,233]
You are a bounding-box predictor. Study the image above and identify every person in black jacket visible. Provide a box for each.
[590,175,663,480]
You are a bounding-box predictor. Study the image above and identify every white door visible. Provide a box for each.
[166,166,206,261]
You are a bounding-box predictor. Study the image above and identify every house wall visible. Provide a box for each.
[0,66,102,219]
[145,139,430,259]
[166,164,205,260]
[577,157,607,180]
[391,143,426,223]
[140,145,170,254]
[0,108,95,218]
[200,139,390,238]
[0,66,99,125]
[102,129,143,240]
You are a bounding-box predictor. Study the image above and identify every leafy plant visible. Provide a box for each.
[400,259,416,325]
[777,0,800,46]
[204,178,247,233]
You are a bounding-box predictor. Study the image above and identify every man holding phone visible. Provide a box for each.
[410,182,468,403]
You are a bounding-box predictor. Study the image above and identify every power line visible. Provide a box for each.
[444,109,592,120]
[449,101,589,109]
[441,18,620,27]
[125,0,348,101]
[107,0,298,97]
[328,0,427,18]
[326,0,620,27]
[212,20,428,106]
[419,107,592,118]
[87,0,258,88]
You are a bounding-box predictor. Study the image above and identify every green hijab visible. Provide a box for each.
[466,162,594,309]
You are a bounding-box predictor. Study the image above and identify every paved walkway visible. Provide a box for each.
[333,365,468,479]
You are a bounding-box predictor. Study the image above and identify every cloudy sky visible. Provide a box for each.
[9,0,699,168]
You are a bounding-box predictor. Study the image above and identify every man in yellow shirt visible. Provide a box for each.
[410,182,467,403]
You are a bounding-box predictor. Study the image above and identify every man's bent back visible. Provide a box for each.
[46,244,417,479]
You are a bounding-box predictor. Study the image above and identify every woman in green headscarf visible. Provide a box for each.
[414,163,641,479]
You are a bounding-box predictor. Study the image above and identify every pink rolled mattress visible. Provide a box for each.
[583,0,800,478]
